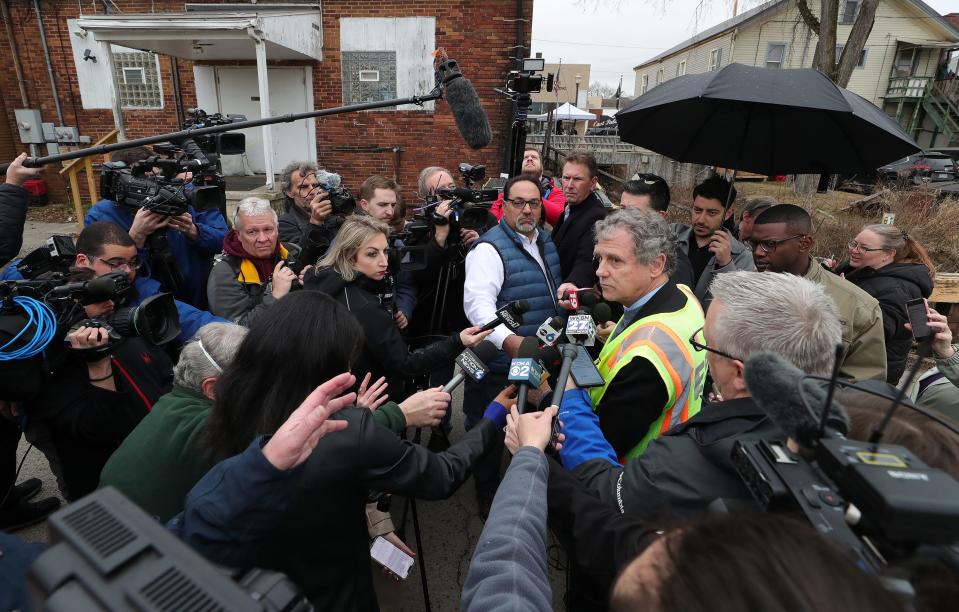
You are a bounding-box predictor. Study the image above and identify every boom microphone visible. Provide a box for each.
[744,351,850,447]
[442,340,498,394]
[478,300,530,333]
[435,52,493,149]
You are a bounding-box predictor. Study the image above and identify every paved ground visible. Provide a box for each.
[7,221,570,610]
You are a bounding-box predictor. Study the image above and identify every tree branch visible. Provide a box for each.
[796,0,820,33]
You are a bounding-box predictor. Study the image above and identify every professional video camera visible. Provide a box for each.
[497,57,554,177]
[731,350,959,585]
[0,237,180,400]
[420,162,497,237]
[314,170,357,215]
[182,107,247,157]
[505,57,553,96]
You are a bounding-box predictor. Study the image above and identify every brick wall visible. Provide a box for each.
[0,0,530,205]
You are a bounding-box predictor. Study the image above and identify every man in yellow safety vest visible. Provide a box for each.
[557,208,706,460]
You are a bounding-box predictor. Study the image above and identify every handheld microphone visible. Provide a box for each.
[442,340,498,394]
[535,315,566,346]
[434,52,493,149]
[477,300,530,333]
[562,288,597,312]
[565,314,597,347]
[507,337,545,414]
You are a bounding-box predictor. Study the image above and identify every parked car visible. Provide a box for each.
[586,123,618,136]
[877,152,957,186]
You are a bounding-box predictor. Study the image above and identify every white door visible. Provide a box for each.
[193,66,316,175]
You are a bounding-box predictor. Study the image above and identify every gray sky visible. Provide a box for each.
[531,0,958,95]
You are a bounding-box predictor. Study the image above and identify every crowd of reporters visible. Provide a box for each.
[1,144,957,612]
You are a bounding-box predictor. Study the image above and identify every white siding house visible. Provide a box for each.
[633,0,959,146]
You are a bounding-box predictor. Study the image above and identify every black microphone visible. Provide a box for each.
[442,340,498,394]
[435,53,493,149]
[508,337,545,414]
[477,300,530,333]
[743,351,850,447]
[592,302,612,327]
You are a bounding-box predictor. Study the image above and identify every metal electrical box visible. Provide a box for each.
[15,109,45,144]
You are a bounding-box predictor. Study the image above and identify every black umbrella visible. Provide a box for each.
[615,63,919,176]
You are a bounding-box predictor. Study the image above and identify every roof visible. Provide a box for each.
[634,0,959,71]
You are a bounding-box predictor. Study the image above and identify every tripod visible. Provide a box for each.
[506,90,534,178]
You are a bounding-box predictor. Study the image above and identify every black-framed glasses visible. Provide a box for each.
[689,327,742,362]
[744,234,804,254]
[847,241,887,253]
[93,255,143,271]
[505,197,542,210]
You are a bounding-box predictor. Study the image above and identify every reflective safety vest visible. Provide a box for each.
[590,284,707,460]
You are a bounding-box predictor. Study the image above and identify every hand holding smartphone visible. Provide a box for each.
[906,298,931,340]
[370,535,415,580]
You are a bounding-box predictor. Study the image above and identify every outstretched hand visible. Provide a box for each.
[262,372,355,470]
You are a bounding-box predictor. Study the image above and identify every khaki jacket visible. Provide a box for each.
[804,258,887,382]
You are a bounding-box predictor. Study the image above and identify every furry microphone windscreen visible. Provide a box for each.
[744,351,850,443]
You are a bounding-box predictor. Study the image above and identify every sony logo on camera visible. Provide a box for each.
[886,470,930,482]
[456,348,489,381]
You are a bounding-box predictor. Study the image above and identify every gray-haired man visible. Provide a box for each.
[208,197,300,326]
[100,322,248,521]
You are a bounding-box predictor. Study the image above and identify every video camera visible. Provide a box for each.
[731,352,959,581]
[505,57,553,96]
[313,170,357,215]
[0,237,180,400]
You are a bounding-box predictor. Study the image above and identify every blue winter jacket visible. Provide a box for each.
[85,200,228,309]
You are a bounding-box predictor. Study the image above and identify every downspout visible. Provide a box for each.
[2,0,29,108]
[33,0,65,125]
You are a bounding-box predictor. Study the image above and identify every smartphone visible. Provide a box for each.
[370,536,414,580]
[570,345,605,388]
[906,298,931,340]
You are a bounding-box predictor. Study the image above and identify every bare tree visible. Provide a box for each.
[588,81,617,98]
[797,0,879,87]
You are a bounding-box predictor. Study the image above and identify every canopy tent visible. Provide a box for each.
[532,102,595,122]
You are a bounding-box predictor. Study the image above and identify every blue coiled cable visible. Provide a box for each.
[0,296,57,360]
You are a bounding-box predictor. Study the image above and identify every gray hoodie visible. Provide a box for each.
[670,223,755,308]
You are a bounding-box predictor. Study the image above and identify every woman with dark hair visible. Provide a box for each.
[838,224,935,383]
[303,215,490,393]
[197,290,509,611]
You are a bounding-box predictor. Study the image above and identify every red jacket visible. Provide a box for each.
[490,176,566,227]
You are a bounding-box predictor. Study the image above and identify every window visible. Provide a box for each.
[893,47,919,77]
[341,51,397,105]
[840,1,859,25]
[641,74,649,94]
[677,60,687,76]
[766,43,786,69]
[657,67,664,84]
[111,45,163,109]
[836,44,868,68]
[709,48,723,72]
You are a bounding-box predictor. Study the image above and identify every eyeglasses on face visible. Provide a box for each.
[744,234,804,254]
[847,241,887,253]
[689,327,742,362]
[93,256,143,271]
[505,197,542,210]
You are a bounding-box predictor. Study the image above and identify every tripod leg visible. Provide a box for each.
[409,496,431,612]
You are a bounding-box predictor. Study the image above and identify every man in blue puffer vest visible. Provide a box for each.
[464,174,563,518]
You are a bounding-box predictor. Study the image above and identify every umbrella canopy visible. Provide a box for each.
[615,63,920,175]
[533,102,595,122]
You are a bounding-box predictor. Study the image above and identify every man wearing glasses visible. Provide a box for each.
[748,204,885,382]
[554,271,842,522]
[464,174,564,516]
[277,161,341,254]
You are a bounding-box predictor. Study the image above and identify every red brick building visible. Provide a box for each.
[0,0,532,204]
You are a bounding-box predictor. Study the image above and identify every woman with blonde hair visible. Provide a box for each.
[304,215,489,392]
[838,224,934,383]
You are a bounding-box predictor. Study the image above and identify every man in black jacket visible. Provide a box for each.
[276,161,343,251]
[552,151,607,288]
[0,153,61,531]
[0,153,40,268]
